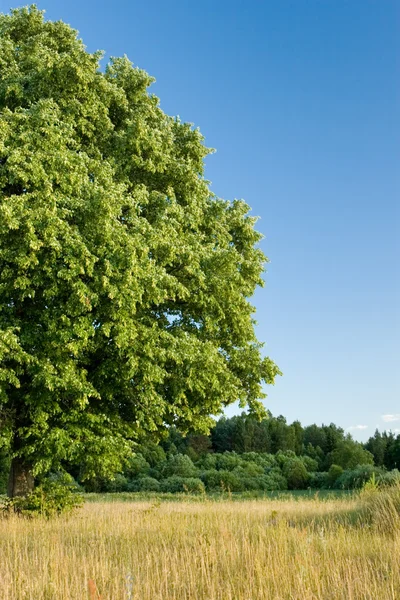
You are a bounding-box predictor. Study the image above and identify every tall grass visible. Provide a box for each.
[0,492,399,599]
[360,482,400,534]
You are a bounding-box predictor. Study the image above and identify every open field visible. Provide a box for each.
[0,492,399,600]
[82,489,353,502]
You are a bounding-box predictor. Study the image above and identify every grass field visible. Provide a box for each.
[0,490,399,599]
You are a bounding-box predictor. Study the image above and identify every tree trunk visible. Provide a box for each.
[7,458,34,498]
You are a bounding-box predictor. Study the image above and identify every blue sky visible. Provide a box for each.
[2,0,398,440]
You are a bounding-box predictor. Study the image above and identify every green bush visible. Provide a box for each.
[139,443,167,468]
[303,443,325,470]
[379,469,400,487]
[309,471,329,489]
[239,475,284,491]
[125,454,150,478]
[200,469,244,492]
[1,478,83,518]
[327,464,344,488]
[283,459,310,490]
[196,454,218,470]
[160,476,205,494]
[336,465,385,490]
[102,474,130,493]
[233,462,264,479]
[262,469,288,491]
[301,455,319,473]
[241,452,278,471]
[234,477,262,491]
[0,449,10,494]
[214,452,242,472]
[327,441,374,470]
[137,477,161,492]
[275,450,297,468]
[182,478,206,494]
[46,471,83,491]
[162,454,198,478]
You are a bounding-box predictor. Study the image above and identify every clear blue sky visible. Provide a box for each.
[2,0,398,440]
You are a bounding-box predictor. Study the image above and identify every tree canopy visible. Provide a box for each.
[0,6,280,494]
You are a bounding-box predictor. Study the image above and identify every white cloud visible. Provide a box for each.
[346,425,368,431]
[381,414,400,423]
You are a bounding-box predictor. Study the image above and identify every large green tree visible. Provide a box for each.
[0,7,280,496]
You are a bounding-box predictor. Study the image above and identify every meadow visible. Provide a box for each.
[1,489,399,600]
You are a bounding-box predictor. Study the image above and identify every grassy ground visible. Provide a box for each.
[0,491,399,599]
[82,489,352,503]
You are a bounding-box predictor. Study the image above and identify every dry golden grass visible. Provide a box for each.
[0,494,399,599]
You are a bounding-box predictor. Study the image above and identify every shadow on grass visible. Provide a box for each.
[284,484,400,535]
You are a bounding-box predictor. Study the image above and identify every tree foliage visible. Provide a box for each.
[0,6,280,491]
[8,411,396,495]
[327,441,374,470]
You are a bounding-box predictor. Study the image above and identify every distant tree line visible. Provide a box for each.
[210,413,400,471]
[1,412,399,494]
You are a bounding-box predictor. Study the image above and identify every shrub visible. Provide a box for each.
[301,456,319,473]
[380,469,400,487]
[240,474,286,491]
[140,443,167,468]
[137,477,161,492]
[303,443,325,466]
[125,454,150,478]
[162,454,198,478]
[233,462,264,479]
[182,478,206,494]
[147,465,165,480]
[102,474,130,493]
[196,454,218,470]
[160,476,205,494]
[327,464,344,488]
[214,452,242,472]
[1,477,83,518]
[309,471,329,489]
[201,469,244,492]
[0,450,10,495]
[236,477,263,491]
[283,459,310,490]
[327,441,374,470]
[336,465,385,490]
[262,469,288,491]
[46,471,83,490]
[241,452,277,470]
[186,434,212,461]
[275,450,297,468]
